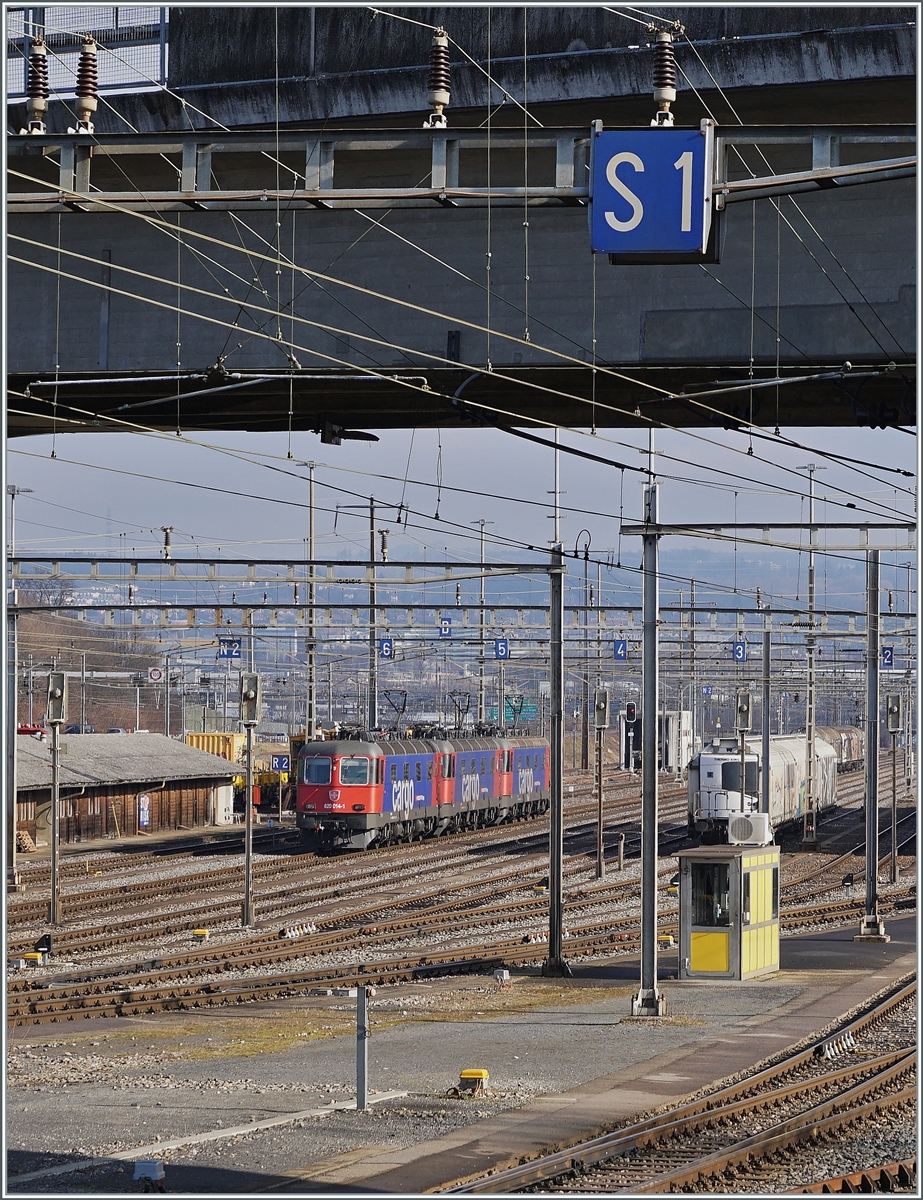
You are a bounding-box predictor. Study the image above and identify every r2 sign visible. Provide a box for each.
[590,124,715,261]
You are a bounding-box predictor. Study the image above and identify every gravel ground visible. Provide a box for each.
[7,973,807,1194]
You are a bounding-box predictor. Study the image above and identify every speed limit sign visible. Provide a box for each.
[148,667,164,683]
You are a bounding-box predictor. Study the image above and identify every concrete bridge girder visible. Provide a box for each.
[7,165,914,436]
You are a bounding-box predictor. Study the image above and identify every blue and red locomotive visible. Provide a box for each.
[296,734,550,849]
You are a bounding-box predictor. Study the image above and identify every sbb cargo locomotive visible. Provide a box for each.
[688,725,864,845]
[296,734,550,849]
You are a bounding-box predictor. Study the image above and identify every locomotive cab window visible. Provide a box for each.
[691,862,730,927]
[302,756,332,785]
[340,757,370,786]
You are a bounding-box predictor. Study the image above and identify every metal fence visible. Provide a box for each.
[6,5,168,97]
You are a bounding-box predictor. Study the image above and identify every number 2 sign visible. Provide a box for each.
[590,124,715,261]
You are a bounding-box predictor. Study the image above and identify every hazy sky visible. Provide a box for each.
[8,416,916,618]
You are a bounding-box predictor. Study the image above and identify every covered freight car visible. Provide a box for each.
[814,726,864,772]
[688,732,839,845]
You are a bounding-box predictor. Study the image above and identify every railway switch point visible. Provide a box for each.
[459,1069,489,1094]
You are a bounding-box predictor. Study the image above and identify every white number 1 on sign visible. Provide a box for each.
[673,151,693,232]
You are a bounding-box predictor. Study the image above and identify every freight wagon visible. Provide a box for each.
[688,731,845,845]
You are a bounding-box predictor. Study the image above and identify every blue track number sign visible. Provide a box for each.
[591,125,714,259]
[494,639,509,659]
[733,641,747,663]
[217,638,241,659]
[270,755,291,772]
[614,639,627,660]
[439,617,452,638]
[882,646,894,668]
[379,638,394,660]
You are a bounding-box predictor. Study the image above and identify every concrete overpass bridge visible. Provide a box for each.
[6,6,916,439]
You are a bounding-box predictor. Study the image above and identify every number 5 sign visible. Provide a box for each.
[590,123,715,261]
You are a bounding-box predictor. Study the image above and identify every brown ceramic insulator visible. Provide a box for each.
[427,37,451,96]
[652,34,676,93]
[75,41,99,100]
[27,42,49,101]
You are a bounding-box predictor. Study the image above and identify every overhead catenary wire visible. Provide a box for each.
[14,442,871,614]
[12,240,911,521]
[14,22,912,580]
[672,26,912,363]
[13,225,909,506]
[14,44,907,432]
[20,20,913,381]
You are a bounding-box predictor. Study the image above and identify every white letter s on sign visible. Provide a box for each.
[604,152,644,232]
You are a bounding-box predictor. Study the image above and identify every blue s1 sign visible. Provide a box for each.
[590,123,715,261]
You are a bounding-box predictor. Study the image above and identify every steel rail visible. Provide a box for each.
[7,890,913,1024]
[447,978,915,1192]
[627,1066,916,1193]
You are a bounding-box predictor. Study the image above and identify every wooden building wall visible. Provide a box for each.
[22,778,224,846]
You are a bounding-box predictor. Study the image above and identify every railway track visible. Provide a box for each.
[6,876,913,1024]
[6,765,913,1027]
[447,978,916,1194]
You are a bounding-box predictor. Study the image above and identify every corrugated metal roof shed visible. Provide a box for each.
[16,733,237,791]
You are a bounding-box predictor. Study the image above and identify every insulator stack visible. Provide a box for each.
[23,38,49,132]
[75,38,99,127]
[423,28,450,128]
[651,31,676,127]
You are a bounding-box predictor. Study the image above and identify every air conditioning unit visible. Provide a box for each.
[727,812,772,846]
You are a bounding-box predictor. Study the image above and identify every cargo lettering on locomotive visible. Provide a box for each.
[517,766,534,794]
[391,778,415,810]
[461,773,482,804]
